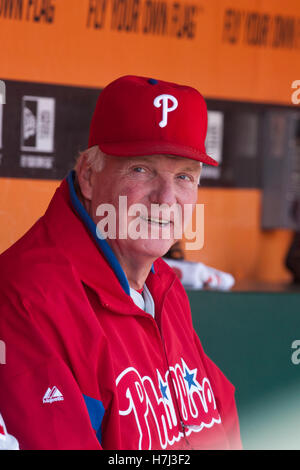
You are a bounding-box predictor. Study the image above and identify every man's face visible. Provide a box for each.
[89,154,201,262]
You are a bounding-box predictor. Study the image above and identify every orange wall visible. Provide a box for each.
[0,178,60,253]
[183,188,293,283]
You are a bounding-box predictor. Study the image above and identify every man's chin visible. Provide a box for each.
[128,238,175,261]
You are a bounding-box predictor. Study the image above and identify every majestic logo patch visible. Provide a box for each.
[43,386,64,404]
[116,358,221,450]
[153,94,178,128]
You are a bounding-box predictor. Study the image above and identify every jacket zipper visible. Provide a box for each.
[155,316,194,450]
[138,286,194,449]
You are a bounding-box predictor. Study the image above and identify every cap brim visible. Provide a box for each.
[98,141,219,166]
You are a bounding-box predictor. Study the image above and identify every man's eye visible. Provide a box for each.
[133,167,145,173]
[178,174,192,181]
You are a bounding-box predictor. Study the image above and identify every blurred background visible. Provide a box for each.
[1,0,300,450]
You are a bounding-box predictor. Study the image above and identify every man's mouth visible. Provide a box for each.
[139,215,171,226]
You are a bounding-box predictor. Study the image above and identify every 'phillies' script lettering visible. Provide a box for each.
[116,358,221,449]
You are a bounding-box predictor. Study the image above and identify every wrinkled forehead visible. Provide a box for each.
[104,153,202,170]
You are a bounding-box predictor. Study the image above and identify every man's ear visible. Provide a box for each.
[76,153,93,201]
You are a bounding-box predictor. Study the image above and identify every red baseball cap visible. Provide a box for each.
[88,75,218,166]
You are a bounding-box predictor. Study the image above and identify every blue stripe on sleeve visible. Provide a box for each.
[83,394,105,444]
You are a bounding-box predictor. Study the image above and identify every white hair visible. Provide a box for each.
[74,145,106,173]
[198,162,203,185]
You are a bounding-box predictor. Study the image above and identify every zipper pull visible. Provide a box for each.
[180,421,195,450]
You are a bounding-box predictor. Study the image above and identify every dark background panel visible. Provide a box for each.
[261,111,300,229]
[0,80,99,180]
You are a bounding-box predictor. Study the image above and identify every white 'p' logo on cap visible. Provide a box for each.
[153,94,178,128]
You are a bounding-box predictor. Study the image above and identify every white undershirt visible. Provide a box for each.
[130,284,155,318]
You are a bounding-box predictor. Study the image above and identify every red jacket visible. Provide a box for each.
[0,172,242,450]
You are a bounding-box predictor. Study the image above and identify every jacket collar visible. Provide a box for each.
[66,170,131,295]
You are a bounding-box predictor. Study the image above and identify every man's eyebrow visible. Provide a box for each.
[180,166,200,172]
[123,156,150,165]
[130,157,151,163]
[176,164,201,173]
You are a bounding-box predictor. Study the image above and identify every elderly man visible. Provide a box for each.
[0,76,241,450]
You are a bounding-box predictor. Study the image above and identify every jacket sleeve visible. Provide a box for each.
[193,330,243,450]
[0,291,104,450]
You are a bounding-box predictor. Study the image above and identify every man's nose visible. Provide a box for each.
[148,176,177,206]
